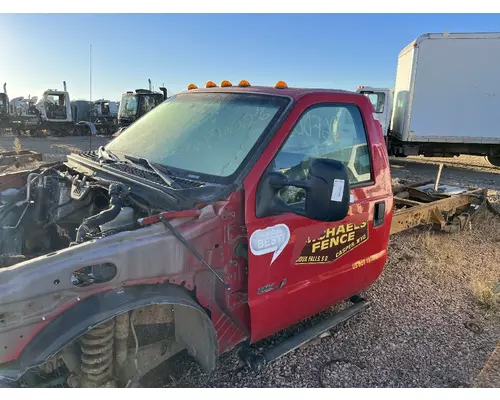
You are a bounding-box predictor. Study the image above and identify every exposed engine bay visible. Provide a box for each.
[0,162,162,269]
[0,157,239,388]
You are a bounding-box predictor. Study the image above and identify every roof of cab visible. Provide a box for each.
[179,85,357,101]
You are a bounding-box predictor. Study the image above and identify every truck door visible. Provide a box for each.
[358,90,392,137]
[244,94,392,343]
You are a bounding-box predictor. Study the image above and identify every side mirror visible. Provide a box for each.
[256,158,350,222]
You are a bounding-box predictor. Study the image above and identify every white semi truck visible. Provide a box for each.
[356,32,500,166]
[5,81,94,136]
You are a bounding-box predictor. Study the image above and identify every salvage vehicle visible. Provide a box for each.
[90,99,120,136]
[0,79,488,388]
[117,86,167,131]
[7,81,93,137]
[356,31,500,165]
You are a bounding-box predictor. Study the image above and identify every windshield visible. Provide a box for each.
[119,94,139,118]
[106,92,289,179]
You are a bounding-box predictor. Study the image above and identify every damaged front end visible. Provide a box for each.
[0,159,248,387]
[0,165,134,268]
[0,90,289,387]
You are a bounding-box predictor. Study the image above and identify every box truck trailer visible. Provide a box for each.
[356,32,500,166]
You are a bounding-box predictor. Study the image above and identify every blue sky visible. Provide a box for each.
[1,13,500,101]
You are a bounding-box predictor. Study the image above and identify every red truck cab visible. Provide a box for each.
[0,80,393,387]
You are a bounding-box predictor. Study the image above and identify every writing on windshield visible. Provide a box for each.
[107,92,289,178]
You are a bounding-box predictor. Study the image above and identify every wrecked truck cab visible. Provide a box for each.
[0,81,392,387]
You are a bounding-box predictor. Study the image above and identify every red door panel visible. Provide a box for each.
[243,92,393,343]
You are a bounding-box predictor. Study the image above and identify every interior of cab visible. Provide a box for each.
[271,105,372,205]
[45,94,67,119]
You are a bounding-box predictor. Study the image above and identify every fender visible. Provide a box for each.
[0,284,218,381]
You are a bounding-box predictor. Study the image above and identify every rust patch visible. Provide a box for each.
[133,304,174,325]
[390,190,486,235]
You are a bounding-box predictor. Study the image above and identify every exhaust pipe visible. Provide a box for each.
[148,79,152,92]
[159,87,168,100]
[63,81,67,92]
[3,83,6,94]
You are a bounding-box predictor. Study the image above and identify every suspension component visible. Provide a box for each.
[115,312,130,368]
[79,319,116,388]
[38,354,65,375]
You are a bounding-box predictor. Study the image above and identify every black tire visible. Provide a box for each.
[487,156,500,167]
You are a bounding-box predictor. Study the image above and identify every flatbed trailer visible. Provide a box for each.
[390,180,490,235]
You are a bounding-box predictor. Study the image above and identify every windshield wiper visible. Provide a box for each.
[124,154,182,189]
[97,146,120,163]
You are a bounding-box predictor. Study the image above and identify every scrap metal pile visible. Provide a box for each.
[391,179,495,235]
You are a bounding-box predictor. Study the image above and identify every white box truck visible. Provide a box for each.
[356,32,500,166]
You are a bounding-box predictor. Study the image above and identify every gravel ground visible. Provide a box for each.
[0,135,109,174]
[1,137,499,387]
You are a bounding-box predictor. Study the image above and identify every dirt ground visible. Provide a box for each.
[1,136,499,388]
[0,135,110,167]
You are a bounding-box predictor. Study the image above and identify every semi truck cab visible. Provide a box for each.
[0,80,393,387]
[117,88,167,130]
[356,86,394,138]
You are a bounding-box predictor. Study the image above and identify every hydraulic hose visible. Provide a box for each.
[74,183,124,243]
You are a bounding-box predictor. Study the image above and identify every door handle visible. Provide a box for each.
[373,201,385,227]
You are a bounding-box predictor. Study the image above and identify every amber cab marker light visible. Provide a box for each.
[187,84,198,90]
[206,81,217,88]
[275,81,288,89]
[238,80,251,87]
[221,80,232,87]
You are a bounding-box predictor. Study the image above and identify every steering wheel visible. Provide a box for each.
[275,158,311,205]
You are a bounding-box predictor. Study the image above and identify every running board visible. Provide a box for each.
[239,297,370,370]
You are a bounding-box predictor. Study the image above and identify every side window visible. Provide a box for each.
[271,104,372,205]
[364,92,386,113]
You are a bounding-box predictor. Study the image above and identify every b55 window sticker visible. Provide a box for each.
[295,221,368,265]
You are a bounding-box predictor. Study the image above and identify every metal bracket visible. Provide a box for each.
[159,216,231,291]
